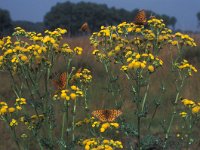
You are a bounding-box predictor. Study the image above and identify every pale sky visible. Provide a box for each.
[0,0,200,31]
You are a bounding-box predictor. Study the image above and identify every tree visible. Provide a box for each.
[169,17,177,30]
[0,8,13,37]
[44,1,177,35]
[197,12,200,28]
[13,21,44,33]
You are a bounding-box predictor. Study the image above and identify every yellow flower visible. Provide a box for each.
[103,140,110,144]
[126,57,132,62]
[181,99,195,106]
[0,107,7,115]
[70,93,77,100]
[140,62,146,69]
[20,55,28,62]
[135,28,142,33]
[71,85,77,91]
[21,134,28,138]
[127,27,133,32]
[85,144,90,150]
[171,40,178,46]
[92,50,99,55]
[16,98,27,105]
[61,93,67,99]
[179,112,187,117]
[192,105,200,114]
[10,119,18,127]
[43,36,55,44]
[115,45,121,52]
[101,122,110,129]
[110,123,119,128]
[8,107,15,113]
[120,66,128,71]
[148,65,155,72]
[92,121,100,127]
[108,51,115,57]
[65,96,70,101]
[16,105,22,110]
[100,127,105,132]
[134,61,141,69]
[135,54,140,59]
[0,55,4,61]
[74,47,83,55]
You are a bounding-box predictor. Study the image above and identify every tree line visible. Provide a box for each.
[2,1,195,36]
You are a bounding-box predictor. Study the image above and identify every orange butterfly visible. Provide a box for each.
[134,9,147,25]
[80,22,90,32]
[92,109,122,122]
[52,72,67,90]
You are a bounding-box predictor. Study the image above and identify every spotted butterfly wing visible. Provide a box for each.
[53,72,67,90]
[92,109,122,122]
[107,110,122,122]
[92,110,108,122]
[134,10,147,25]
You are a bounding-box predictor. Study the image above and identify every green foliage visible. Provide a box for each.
[197,12,200,27]
[13,21,45,33]
[0,8,13,37]
[44,1,177,35]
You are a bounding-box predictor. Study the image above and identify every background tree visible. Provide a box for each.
[0,8,13,37]
[13,21,44,33]
[197,12,200,28]
[44,1,177,35]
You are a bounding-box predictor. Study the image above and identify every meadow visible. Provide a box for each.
[0,19,200,150]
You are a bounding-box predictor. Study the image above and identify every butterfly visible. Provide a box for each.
[80,22,90,32]
[92,109,122,122]
[52,72,67,90]
[134,9,147,25]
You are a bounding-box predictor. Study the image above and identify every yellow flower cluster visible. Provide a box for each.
[13,27,67,41]
[15,98,27,110]
[181,98,200,114]
[76,117,95,126]
[0,97,26,116]
[90,18,186,78]
[0,27,82,72]
[71,68,92,85]
[31,114,44,122]
[170,32,197,47]
[10,119,18,127]
[59,44,83,55]
[19,114,44,130]
[74,47,83,55]
[147,18,165,29]
[121,52,163,73]
[82,138,123,150]
[176,59,197,76]
[92,121,119,133]
[53,85,83,101]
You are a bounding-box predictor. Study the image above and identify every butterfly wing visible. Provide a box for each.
[107,110,122,122]
[92,109,122,122]
[80,22,90,32]
[59,72,67,89]
[53,72,67,90]
[134,10,147,25]
[92,110,108,122]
